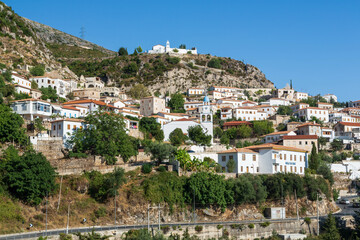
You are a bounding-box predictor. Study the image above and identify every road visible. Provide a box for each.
[0,215,352,240]
[336,194,360,216]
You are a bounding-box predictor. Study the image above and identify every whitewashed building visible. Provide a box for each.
[148,41,197,54]
[50,118,84,148]
[10,99,53,121]
[323,94,338,103]
[295,107,329,123]
[31,77,71,98]
[233,107,267,121]
[217,144,307,175]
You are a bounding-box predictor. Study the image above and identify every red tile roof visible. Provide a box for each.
[337,122,360,127]
[282,135,318,140]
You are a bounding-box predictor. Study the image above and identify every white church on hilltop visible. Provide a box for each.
[148,40,197,55]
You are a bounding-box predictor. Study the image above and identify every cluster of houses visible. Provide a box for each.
[8,70,360,176]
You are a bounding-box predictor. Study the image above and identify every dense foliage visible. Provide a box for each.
[29,65,45,76]
[69,111,138,164]
[145,141,176,165]
[0,104,28,145]
[139,117,164,141]
[169,128,187,146]
[168,93,185,113]
[277,106,293,115]
[40,86,60,102]
[188,125,212,146]
[3,147,56,205]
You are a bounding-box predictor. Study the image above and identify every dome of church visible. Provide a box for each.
[203,95,210,103]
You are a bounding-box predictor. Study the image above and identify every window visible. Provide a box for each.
[300,167,303,173]
[53,125,56,130]
[290,155,293,161]
[290,166,293,172]
[294,167,297,172]
[284,154,287,160]
[280,154,282,160]
[242,154,245,161]
[229,155,234,161]
[300,156,303,161]
[221,156,226,162]
[67,124,70,130]
[280,165,283,172]
[241,166,243,172]
[59,124,61,130]
[257,167,259,172]
[285,166,287,173]
[73,125,77,130]
[246,166,249,173]
[294,155,297,161]
[252,155,256,161]
[305,141,308,145]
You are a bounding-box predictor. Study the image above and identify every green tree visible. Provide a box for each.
[145,141,176,165]
[0,104,28,145]
[118,47,128,56]
[253,120,274,136]
[69,111,138,164]
[214,127,223,138]
[331,139,343,152]
[226,159,236,173]
[185,172,233,211]
[276,106,293,115]
[31,80,38,89]
[188,125,212,146]
[309,142,320,172]
[30,65,45,76]
[179,44,186,49]
[40,86,59,102]
[136,46,143,53]
[86,168,126,202]
[320,214,340,240]
[128,84,150,99]
[317,163,334,185]
[207,58,222,69]
[33,117,46,134]
[168,93,185,113]
[237,124,253,138]
[4,149,56,205]
[169,128,187,146]
[139,117,164,141]
[220,134,230,145]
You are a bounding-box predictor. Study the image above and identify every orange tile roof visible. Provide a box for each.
[337,122,360,127]
[50,118,84,123]
[282,135,318,140]
[245,143,308,153]
[62,106,80,111]
[217,148,257,154]
[296,122,321,128]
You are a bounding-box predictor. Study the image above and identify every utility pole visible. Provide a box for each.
[45,192,48,236]
[114,188,117,225]
[80,26,86,39]
[66,202,70,234]
[295,190,299,221]
[147,204,150,232]
[317,192,320,236]
[193,188,196,222]
[158,203,161,231]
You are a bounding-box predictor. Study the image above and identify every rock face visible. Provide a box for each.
[23,18,114,55]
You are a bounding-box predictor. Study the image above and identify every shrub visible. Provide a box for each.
[157,166,166,172]
[94,207,107,218]
[248,223,255,229]
[217,224,223,229]
[161,225,170,234]
[166,57,180,65]
[30,65,45,76]
[260,221,271,228]
[195,225,203,232]
[207,58,222,69]
[68,151,88,159]
[141,163,153,174]
[304,217,311,225]
[59,233,72,240]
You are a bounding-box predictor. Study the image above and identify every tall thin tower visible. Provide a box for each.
[80,26,86,39]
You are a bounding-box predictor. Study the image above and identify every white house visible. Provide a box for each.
[323,94,338,103]
[163,119,200,141]
[148,40,197,55]
[63,99,117,113]
[217,144,307,175]
[261,98,291,106]
[10,99,53,121]
[11,73,31,89]
[295,107,329,123]
[61,105,81,118]
[14,85,31,96]
[233,107,267,121]
[31,76,70,98]
[187,88,205,96]
[262,131,297,143]
[291,103,310,113]
[294,92,308,101]
[158,112,189,121]
[50,118,84,148]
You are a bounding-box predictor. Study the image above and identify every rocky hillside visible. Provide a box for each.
[65,54,274,95]
[0,1,274,94]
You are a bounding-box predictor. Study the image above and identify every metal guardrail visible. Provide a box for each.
[0,214,354,240]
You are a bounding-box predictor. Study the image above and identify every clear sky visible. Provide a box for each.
[4,0,360,102]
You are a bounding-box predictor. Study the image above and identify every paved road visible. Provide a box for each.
[336,194,360,216]
[0,217,322,240]
[0,212,355,240]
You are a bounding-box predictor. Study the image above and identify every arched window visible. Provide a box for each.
[207,115,211,121]
[202,115,205,121]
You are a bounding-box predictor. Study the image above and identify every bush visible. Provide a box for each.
[248,223,255,229]
[217,224,223,229]
[30,65,45,76]
[68,151,88,159]
[260,221,271,228]
[304,217,311,225]
[157,166,166,172]
[94,207,107,218]
[207,58,222,69]
[166,57,180,65]
[195,225,203,232]
[141,163,153,174]
[161,225,170,234]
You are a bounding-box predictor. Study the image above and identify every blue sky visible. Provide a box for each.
[5,0,360,101]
